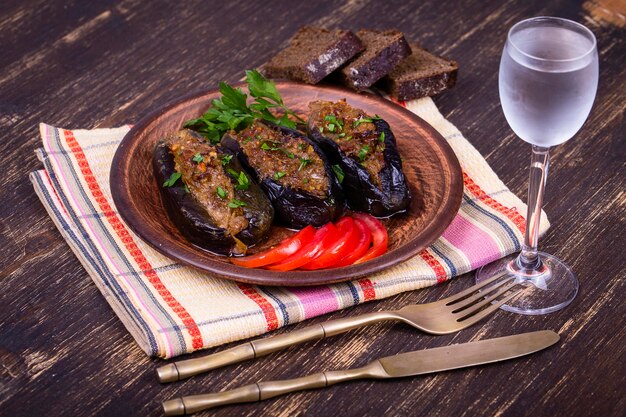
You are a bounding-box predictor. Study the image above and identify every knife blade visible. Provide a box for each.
[378,330,559,378]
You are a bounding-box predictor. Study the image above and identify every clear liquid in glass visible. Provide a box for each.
[499,25,598,146]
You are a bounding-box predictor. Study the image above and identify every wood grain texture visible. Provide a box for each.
[110,81,462,286]
[0,1,624,416]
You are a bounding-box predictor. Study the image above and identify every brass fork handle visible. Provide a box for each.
[157,311,397,383]
[162,362,388,415]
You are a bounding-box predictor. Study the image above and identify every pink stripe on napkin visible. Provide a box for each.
[288,286,340,319]
[442,215,502,269]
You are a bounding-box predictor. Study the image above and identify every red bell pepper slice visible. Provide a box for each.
[352,213,388,264]
[333,218,372,267]
[231,225,315,268]
[300,217,358,270]
[266,223,338,271]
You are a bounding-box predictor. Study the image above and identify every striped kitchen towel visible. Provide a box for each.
[30,96,548,358]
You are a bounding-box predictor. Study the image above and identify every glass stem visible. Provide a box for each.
[517,145,550,270]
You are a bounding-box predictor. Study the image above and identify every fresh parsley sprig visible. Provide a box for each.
[183,69,304,144]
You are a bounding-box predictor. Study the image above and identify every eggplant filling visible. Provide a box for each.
[233,121,330,199]
[166,129,248,235]
[308,100,385,187]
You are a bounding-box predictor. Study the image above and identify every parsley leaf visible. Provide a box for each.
[192,153,203,163]
[216,186,228,199]
[227,169,250,190]
[163,172,182,187]
[183,69,303,143]
[332,164,344,183]
[228,199,246,208]
[274,171,286,180]
[378,132,385,143]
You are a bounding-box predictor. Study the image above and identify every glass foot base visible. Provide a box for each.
[475,252,578,315]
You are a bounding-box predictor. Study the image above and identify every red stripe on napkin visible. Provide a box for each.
[358,278,377,301]
[462,172,526,233]
[237,284,279,331]
[419,249,448,283]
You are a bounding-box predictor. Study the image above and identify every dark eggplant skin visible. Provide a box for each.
[153,141,273,255]
[308,118,411,217]
[221,123,346,229]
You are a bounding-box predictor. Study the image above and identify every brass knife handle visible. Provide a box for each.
[158,311,395,383]
[162,362,388,415]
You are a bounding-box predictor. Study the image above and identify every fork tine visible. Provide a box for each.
[444,270,509,306]
[457,288,523,325]
[452,280,518,315]
[448,277,515,311]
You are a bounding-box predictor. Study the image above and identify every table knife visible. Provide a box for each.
[162,330,558,415]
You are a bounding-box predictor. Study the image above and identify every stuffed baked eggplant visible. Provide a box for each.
[221,120,345,229]
[153,129,273,255]
[307,100,410,217]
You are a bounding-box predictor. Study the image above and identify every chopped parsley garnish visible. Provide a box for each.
[192,153,204,163]
[353,117,373,127]
[220,154,233,165]
[324,114,343,131]
[357,145,370,162]
[298,143,307,151]
[353,115,381,128]
[216,186,228,199]
[163,172,181,187]
[338,132,346,138]
[318,126,324,133]
[182,69,304,144]
[379,132,385,143]
[273,171,286,180]
[227,169,250,190]
[332,165,344,183]
[183,184,190,193]
[280,148,295,159]
[228,199,246,209]
[298,157,312,171]
[261,142,281,151]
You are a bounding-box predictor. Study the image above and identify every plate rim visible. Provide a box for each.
[110,81,463,286]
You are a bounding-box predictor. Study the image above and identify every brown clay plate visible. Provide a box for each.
[110,81,463,286]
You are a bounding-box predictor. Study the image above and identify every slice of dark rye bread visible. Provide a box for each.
[261,27,364,84]
[379,43,458,101]
[338,29,412,91]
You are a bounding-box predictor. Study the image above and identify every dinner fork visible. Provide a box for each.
[157,271,520,383]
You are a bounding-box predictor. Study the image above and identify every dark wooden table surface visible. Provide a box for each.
[1,1,624,416]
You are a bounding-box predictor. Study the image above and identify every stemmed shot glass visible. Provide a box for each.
[476,17,599,314]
